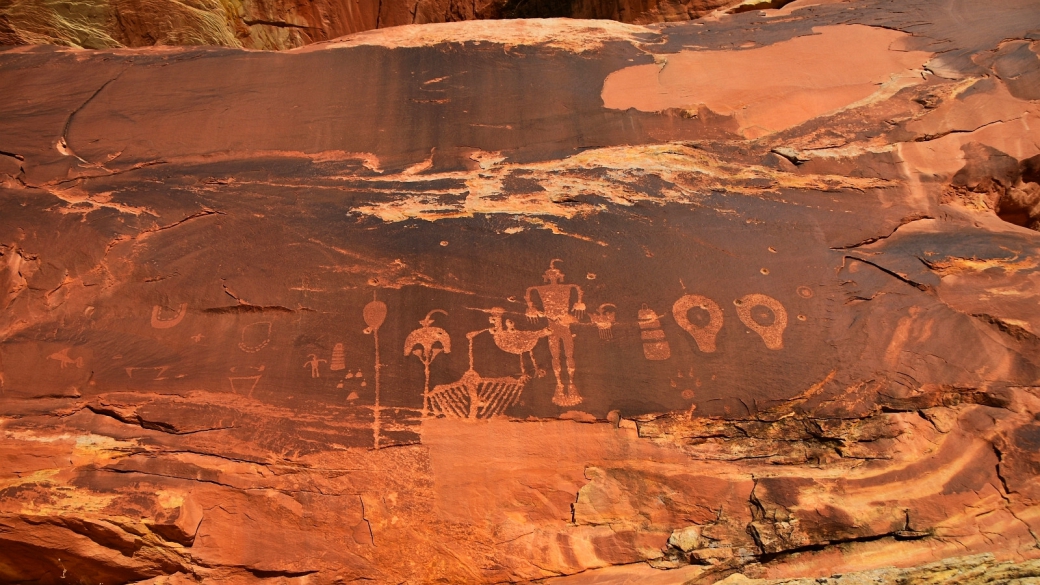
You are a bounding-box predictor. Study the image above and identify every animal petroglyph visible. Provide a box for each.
[363,298,387,449]
[735,293,787,350]
[673,294,724,353]
[590,304,617,340]
[637,304,671,361]
[404,310,451,418]
[428,329,526,420]
[525,260,584,407]
[238,322,272,353]
[304,354,327,378]
[475,307,549,378]
[150,303,187,329]
[48,348,83,369]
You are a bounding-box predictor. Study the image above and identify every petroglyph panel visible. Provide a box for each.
[0,212,838,444]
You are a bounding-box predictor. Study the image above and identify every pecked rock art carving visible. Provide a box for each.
[525,260,585,406]
[363,297,388,448]
[237,321,272,353]
[47,347,83,369]
[330,342,346,371]
[735,293,788,350]
[228,374,262,398]
[485,307,549,379]
[303,353,327,378]
[404,309,451,417]
[150,303,187,329]
[673,294,725,353]
[637,304,671,361]
[590,303,617,340]
[427,325,529,420]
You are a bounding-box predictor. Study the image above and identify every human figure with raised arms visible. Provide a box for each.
[525,260,585,406]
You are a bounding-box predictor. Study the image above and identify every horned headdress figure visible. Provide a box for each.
[404,310,451,418]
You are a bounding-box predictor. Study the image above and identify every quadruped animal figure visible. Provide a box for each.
[486,307,549,379]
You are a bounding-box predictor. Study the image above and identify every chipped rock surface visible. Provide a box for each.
[2,0,1040,583]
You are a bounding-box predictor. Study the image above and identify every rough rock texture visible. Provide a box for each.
[0,0,746,50]
[2,0,1040,583]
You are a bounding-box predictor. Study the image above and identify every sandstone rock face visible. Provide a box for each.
[2,0,1040,583]
[0,0,742,50]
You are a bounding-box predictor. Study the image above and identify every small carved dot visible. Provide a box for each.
[760,268,770,275]
[768,247,777,253]
[797,314,807,321]
[440,241,449,246]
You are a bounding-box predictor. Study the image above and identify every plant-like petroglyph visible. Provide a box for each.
[673,294,724,353]
[150,303,187,329]
[404,310,451,418]
[525,260,585,406]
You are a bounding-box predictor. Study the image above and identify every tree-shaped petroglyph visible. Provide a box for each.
[404,309,452,418]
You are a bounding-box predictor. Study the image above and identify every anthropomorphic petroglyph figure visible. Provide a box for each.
[304,354,327,378]
[525,260,585,406]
